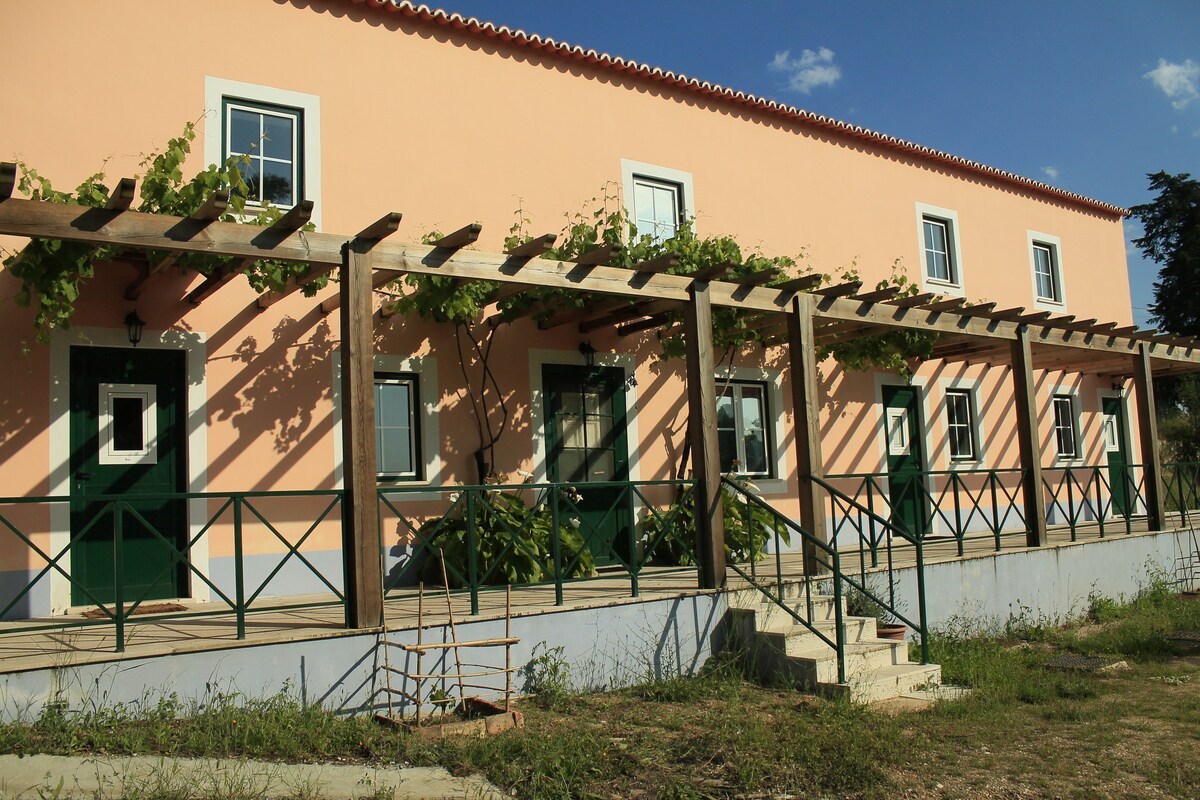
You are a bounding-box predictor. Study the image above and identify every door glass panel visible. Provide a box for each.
[590,451,615,481]
[558,450,587,483]
[887,408,910,456]
[112,396,145,452]
[560,414,585,449]
[1103,415,1120,452]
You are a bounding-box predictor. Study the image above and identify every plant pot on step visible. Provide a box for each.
[876,622,907,641]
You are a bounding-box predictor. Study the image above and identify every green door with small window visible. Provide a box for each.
[543,364,631,567]
[69,347,188,607]
[882,385,928,539]
[1102,396,1131,517]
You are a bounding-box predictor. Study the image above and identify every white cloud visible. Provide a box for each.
[1144,58,1199,109]
[1041,166,1059,180]
[769,47,841,94]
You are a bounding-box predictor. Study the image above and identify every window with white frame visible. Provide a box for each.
[716,381,771,476]
[375,373,420,480]
[1032,241,1062,303]
[945,389,977,461]
[633,176,684,242]
[621,160,694,245]
[224,98,303,208]
[1052,395,1078,460]
[922,216,956,284]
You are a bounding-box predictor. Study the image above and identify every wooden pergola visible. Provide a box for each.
[3,166,1198,629]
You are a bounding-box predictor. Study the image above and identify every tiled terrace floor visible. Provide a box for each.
[0,518,1191,674]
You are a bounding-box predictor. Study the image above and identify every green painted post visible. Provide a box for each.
[915,540,929,665]
[233,496,245,640]
[550,485,563,606]
[112,501,124,654]
[466,490,479,616]
[952,472,964,556]
[831,547,846,685]
[1066,469,1077,541]
[989,471,1002,551]
[627,485,639,598]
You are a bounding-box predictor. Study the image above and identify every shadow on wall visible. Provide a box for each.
[207,314,336,490]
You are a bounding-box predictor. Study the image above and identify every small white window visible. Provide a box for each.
[633,176,683,242]
[98,383,158,465]
[1102,413,1120,453]
[886,408,911,456]
[225,99,302,208]
[205,77,322,228]
[375,373,420,480]
[1052,395,1078,460]
[716,381,771,476]
[923,217,955,284]
[621,159,695,245]
[945,389,977,461]
[915,203,964,295]
[1028,230,1066,311]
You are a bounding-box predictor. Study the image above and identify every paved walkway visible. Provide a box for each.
[0,754,504,799]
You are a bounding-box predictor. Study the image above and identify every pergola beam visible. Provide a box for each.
[187,200,314,305]
[505,233,557,258]
[2,196,1199,370]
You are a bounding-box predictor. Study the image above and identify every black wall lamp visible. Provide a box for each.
[579,341,597,367]
[125,311,145,347]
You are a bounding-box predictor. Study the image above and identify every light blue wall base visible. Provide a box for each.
[0,570,50,621]
[0,592,728,723]
[208,550,345,602]
[885,527,1199,632]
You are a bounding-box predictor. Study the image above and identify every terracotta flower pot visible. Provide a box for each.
[876,622,907,641]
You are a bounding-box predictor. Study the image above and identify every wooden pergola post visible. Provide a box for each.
[683,281,726,589]
[786,295,828,572]
[339,240,383,628]
[1133,343,1167,530]
[1010,325,1048,547]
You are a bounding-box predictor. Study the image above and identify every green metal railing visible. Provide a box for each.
[723,476,929,685]
[0,490,345,652]
[1164,462,1200,527]
[823,468,1029,558]
[378,480,697,615]
[1041,464,1147,540]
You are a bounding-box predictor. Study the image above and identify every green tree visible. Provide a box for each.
[1131,171,1200,336]
[1130,171,1200,455]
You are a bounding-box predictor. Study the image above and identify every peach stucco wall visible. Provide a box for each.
[0,0,1144,576]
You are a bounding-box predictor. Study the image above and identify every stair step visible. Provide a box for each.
[844,663,943,704]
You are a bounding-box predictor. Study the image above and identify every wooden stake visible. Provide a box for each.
[438,549,468,703]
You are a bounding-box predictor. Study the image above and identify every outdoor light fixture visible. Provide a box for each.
[579,341,597,367]
[125,311,146,347]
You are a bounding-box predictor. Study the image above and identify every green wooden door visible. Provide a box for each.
[70,347,188,606]
[882,385,928,538]
[542,364,631,567]
[1102,396,1130,517]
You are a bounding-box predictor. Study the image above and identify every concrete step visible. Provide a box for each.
[729,589,840,622]
[844,662,943,704]
[782,638,912,685]
[754,613,878,649]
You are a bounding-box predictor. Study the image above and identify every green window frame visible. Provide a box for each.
[375,372,421,481]
[716,380,773,477]
[222,97,304,209]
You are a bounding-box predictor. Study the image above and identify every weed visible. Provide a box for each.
[519,643,572,709]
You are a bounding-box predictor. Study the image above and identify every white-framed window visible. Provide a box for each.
[716,381,771,477]
[98,383,158,465]
[915,203,964,295]
[621,159,695,244]
[224,99,302,208]
[1027,231,1066,310]
[204,77,322,229]
[945,389,977,461]
[1052,395,1078,460]
[375,373,420,480]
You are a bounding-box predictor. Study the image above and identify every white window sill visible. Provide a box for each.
[1033,297,1067,314]
[922,278,965,298]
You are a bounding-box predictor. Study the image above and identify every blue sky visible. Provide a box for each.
[441,0,1199,328]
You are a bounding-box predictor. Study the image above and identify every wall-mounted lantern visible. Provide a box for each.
[125,311,146,347]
